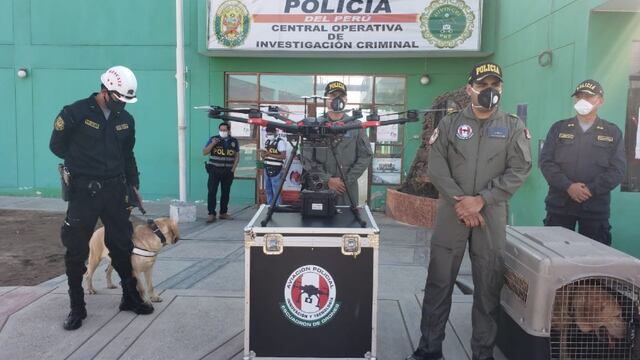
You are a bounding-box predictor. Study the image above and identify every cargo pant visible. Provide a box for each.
[417,199,507,360]
[61,176,134,291]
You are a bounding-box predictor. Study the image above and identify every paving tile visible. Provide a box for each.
[116,295,243,360]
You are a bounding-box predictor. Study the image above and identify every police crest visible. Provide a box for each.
[54,116,65,131]
[214,0,250,48]
[419,0,475,49]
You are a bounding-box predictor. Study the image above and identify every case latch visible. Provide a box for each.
[263,233,284,255]
[341,234,361,257]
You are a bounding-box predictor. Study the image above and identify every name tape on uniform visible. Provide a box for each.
[597,135,614,142]
[559,133,574,140]
[487,127,508,138]
[84,119,100,130]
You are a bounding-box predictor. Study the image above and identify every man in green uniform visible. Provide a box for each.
[407,62,532,360]
[301,80,373,205]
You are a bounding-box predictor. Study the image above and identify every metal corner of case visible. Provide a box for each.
[368,234,380,248]
[244,232,256,248]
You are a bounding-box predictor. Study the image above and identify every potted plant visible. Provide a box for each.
[385,86,470,228]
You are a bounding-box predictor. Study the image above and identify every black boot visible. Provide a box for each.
[119,277,154,315]
[63,288,87,330]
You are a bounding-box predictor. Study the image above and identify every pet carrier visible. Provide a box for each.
[497,226,640,360]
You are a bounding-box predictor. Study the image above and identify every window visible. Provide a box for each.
[225,73,407,192]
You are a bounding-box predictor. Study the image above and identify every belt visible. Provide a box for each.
[76,174,125,185]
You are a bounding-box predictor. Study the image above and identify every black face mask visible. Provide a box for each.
[474,87,501,109]
[105,92,126,112]
[330,97,346,112]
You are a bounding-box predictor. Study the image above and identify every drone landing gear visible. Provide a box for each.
[260,136,367,228]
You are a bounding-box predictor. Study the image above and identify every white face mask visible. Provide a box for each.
[266,134,275,141]
[574,99,594,116]
[219,131,229,138]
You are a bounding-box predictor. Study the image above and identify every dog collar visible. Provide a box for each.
[146,219,167,244]
[132,246,157,257]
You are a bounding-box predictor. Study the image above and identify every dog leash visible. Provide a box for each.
[130,188,167,256]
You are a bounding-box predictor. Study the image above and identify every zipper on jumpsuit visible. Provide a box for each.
[471,118,494,250]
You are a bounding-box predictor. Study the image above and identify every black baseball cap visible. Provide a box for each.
[324,81,347,96]
[468,61,503,84]
[571,79,604,97]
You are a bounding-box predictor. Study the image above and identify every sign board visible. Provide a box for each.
[208,0,482,56]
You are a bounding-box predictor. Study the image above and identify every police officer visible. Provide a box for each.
[407,62,532,360]
[260,126,287,206]
[539,80,625,245]
[301,81,373,205]
[203,122,239,222]
[49,66,154,331]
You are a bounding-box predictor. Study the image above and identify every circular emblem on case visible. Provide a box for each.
[280,265,341,328]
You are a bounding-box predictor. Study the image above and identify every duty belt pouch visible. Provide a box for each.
[58,164,71,202]
[300,189,337,218]
[205,162,213,174]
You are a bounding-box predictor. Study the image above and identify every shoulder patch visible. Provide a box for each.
[509,113,519,119]
[428,128,439,145]
[54,116,65,131]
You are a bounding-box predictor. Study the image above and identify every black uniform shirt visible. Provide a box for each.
[539,117,625,219]
[49,93,139,187]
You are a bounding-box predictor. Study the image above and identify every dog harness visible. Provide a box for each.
[131,219,168,258]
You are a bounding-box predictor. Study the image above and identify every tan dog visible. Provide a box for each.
[84,217,179,303]
[552,284,627,355]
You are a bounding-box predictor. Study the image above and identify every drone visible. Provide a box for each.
[196,98,449,227]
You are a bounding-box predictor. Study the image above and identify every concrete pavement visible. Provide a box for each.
[0,196,506,359]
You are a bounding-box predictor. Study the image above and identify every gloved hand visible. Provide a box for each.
[125,185,145,214]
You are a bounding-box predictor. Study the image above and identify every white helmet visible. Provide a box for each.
[100,66,138,103]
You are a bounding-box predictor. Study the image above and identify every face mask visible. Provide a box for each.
[574,99,594,116]
[105,92,126,112]
[330,97,346,112]
[266,134,275,141]
[471,87,501,110]
[219,131,229,138]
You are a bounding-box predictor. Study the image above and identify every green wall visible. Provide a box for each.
[491,0,640,255]
[1,0,638,256]
[0,0,184,200]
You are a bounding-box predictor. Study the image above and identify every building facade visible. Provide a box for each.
[1,0,639,255]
